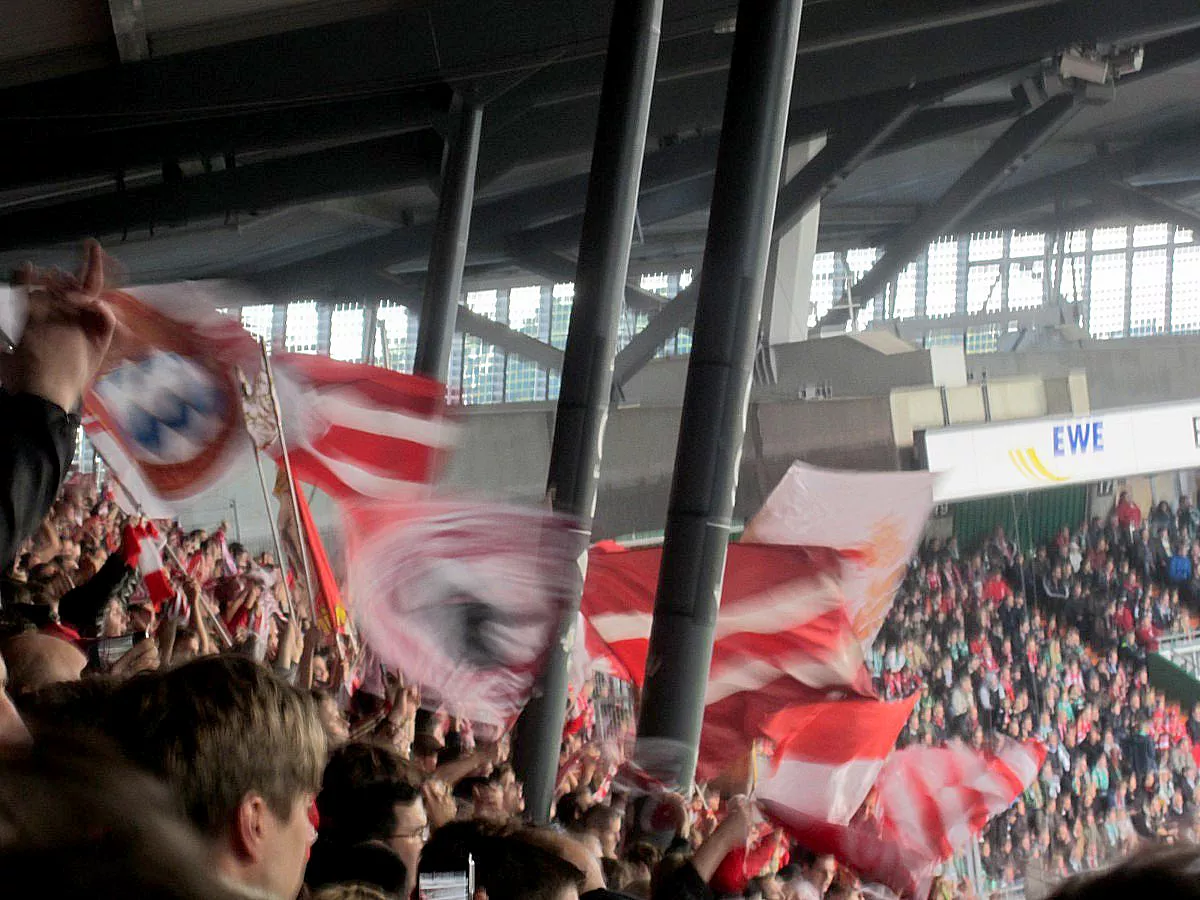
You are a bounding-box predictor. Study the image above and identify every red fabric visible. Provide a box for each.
[289,469,346,636]
[711,829,778,895]
[580,541,874,779]
[1117,500,1143,529]
[40,621,82,647]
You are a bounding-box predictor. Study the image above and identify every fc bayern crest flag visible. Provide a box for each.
[83,282,262,515]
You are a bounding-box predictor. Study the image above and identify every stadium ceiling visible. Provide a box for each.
[2,0,1200,300]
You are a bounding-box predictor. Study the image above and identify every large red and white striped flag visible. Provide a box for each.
[744,462,934,644]
[756,694,919,827]
[760,737,1043,898]
[243,353,455,505]
[581,541,874,779]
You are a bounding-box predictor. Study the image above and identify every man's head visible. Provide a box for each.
[803,853,837,895]
[420,821,584,900]
[314,741,425,896]
[0,632,86,696]
[580,804,623,859]
[109,655,326,899]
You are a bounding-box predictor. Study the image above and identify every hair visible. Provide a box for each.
[1046,846,1200,900]
[311,884,395,900]
[0,732,242,900]
[602,857,633,891]
[316,741,420,846]
[420,820,585,900]
[106,655,327,836]
[580,803,621,836]
[308,840,409,896]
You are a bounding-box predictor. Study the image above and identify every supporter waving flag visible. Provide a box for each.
[581,541,874,779]
[243,352,456,505]
[120,520,176,611]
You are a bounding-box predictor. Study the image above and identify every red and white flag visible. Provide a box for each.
[120,521,176,611]
[761,737,1043,899]
[581,541,874,780]
[757,694,918,827]
[743,462,934,644]
[348,502,579,726]
[84,283,263,517]
[873,739,1044,864]
[245,353,456,506]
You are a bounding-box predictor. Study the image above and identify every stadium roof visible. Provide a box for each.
[3,0,1200,298]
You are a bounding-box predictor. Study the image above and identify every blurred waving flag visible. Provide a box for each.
[348,501,580,726]
[744,462,935,644]
[580,541,873,779]
[760,737,1043,899]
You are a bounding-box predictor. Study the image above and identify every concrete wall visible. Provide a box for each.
[965,335,1200,410]
[176,395,901,549]
[621,335,947,406]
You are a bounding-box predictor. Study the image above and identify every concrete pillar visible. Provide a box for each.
[763,136,824,346]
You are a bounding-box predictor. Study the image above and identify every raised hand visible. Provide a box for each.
[4,241,117,412]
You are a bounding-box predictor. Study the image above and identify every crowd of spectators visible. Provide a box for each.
[5,243,1199,900]
[873,491,1200,893]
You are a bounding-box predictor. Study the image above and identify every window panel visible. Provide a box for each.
[967,264,1002,313]
[925,238,958,318]
[241,304,274,344]
[891,262,917,319]
[1007,259,1045,311]
[969,232,1004,262]
[465,289,500,320]
[807,252,838,326]
[966,324,1000,354]
[1088,252,1127,339]
[285,301,319,354]
[1129,248,1168,336]
[1172,245,1200,333]
[1133,223,1170,248]
[1092,226,1128,252]
[551,283,574,350]
[1009,231,1045,258]
[376,302,413,372]
[330,303,364,362]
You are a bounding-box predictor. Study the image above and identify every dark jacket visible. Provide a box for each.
[0,391,78,570]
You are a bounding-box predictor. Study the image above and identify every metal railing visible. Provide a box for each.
[1156,628,1200,677]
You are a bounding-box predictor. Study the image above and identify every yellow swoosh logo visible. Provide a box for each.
[1009,447,1069,483]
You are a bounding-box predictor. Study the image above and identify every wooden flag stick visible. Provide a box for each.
[257,340,318,624]
[235,365,298,621]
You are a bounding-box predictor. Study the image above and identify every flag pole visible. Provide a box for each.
[92,454,234,648]
[257,339,318,624]
[236,365,300,622]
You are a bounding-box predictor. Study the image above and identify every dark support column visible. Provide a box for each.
[635,0,803,788]
[513,0,663,823]
[413,94,484,379]
[820,90,1083,327]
